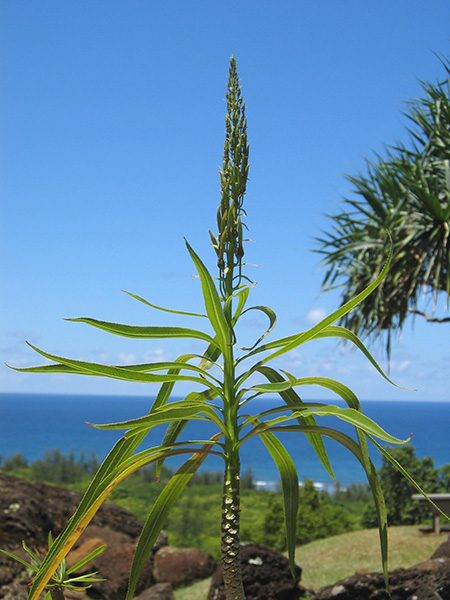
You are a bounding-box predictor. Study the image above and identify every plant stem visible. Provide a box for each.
[221,454,244,600]
[221,334,245,600]
[216,55,249,600]
[49,587,65,600]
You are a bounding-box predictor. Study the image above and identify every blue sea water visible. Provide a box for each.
[0,393,449,490]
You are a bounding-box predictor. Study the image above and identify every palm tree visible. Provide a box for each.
[317,58,450,356]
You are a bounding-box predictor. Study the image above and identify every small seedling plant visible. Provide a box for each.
[8,58,448,600]
[0,534,105,600]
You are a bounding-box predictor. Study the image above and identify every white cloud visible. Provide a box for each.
[118,352,138,365]
[143,348,167,362]
[286,350,303,368]
[306,307,327,326]
[397,360,410,372]
[117,348,170,365]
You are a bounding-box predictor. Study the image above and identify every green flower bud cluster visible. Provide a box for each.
[210,56,250,297]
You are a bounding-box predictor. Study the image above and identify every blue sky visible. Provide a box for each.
[2,1,450,401]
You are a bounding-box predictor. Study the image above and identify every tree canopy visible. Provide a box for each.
[317,57,450,355]
[361,444,450,527]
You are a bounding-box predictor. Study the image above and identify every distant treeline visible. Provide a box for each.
[0,448,256,489]
[0,448,100,485]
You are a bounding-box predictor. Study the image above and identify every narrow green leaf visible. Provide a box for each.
[126,436,221,600]
[237,332,298,362]
[286,376,360,409]
[28,436,138,600]
[66,545,106,575]
[312,326,413,390]
[245,244,392,364]
[256,366,335,482]
[122,290,206,318]
[90,399,225,436]
[63,574,105,585]
[370,436,450,523]
[249,420,390,587]
[199,341,222,371]
[354,427,389,590]
[185,240,230,353]
[241,305,277,351]
[0,549,35,571]
[21,344,220,393]
[256,427,298,577]
[301,405,410,444]
[149,355,198,412]
[158,391,218,442]
[248,380,294,393]
[157,420,189,480]
[7,363,80,375]
[10,356,213,380]
[200,285,250,369]
[65,317,217,345]
[233,285,251,321]
[239,403,323,432]
[22,541,42,568]
[250,424,362,457]
[155,388,220,478]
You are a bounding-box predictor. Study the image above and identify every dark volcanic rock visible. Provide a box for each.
[0,473,165,600]
[134,582,175,600]
[0,572,31,600]
[0,473,142,549]
[208,543,309,600]
[431,534,450,561]
[313,557,450,600]
[153,546,216,587]
[82,538,154,600]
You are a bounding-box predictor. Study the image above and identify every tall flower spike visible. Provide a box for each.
[212,56,250,298]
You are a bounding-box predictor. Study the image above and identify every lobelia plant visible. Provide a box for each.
[8,57,449,600]
[0,534,106,600]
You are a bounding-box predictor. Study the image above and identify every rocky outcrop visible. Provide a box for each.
[0,473,142,548]
[208,543,312,600]
[431,535,450,561]
[314,537,450,600]
[0,472,156,599]
[0,473,214,600]
[134,583,175,600]
[153,546,216,586]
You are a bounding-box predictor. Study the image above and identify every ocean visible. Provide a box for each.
[0,393,449,490]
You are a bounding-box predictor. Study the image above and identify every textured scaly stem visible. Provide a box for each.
[220,329,245,600]
[221,456,244,600]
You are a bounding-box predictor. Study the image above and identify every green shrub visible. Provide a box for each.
[362,445,444,527]
[2,452,29,471]
[262,480,353,550]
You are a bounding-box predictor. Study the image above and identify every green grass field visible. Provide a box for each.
[173,526,447,599]
[294,526,447,591]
